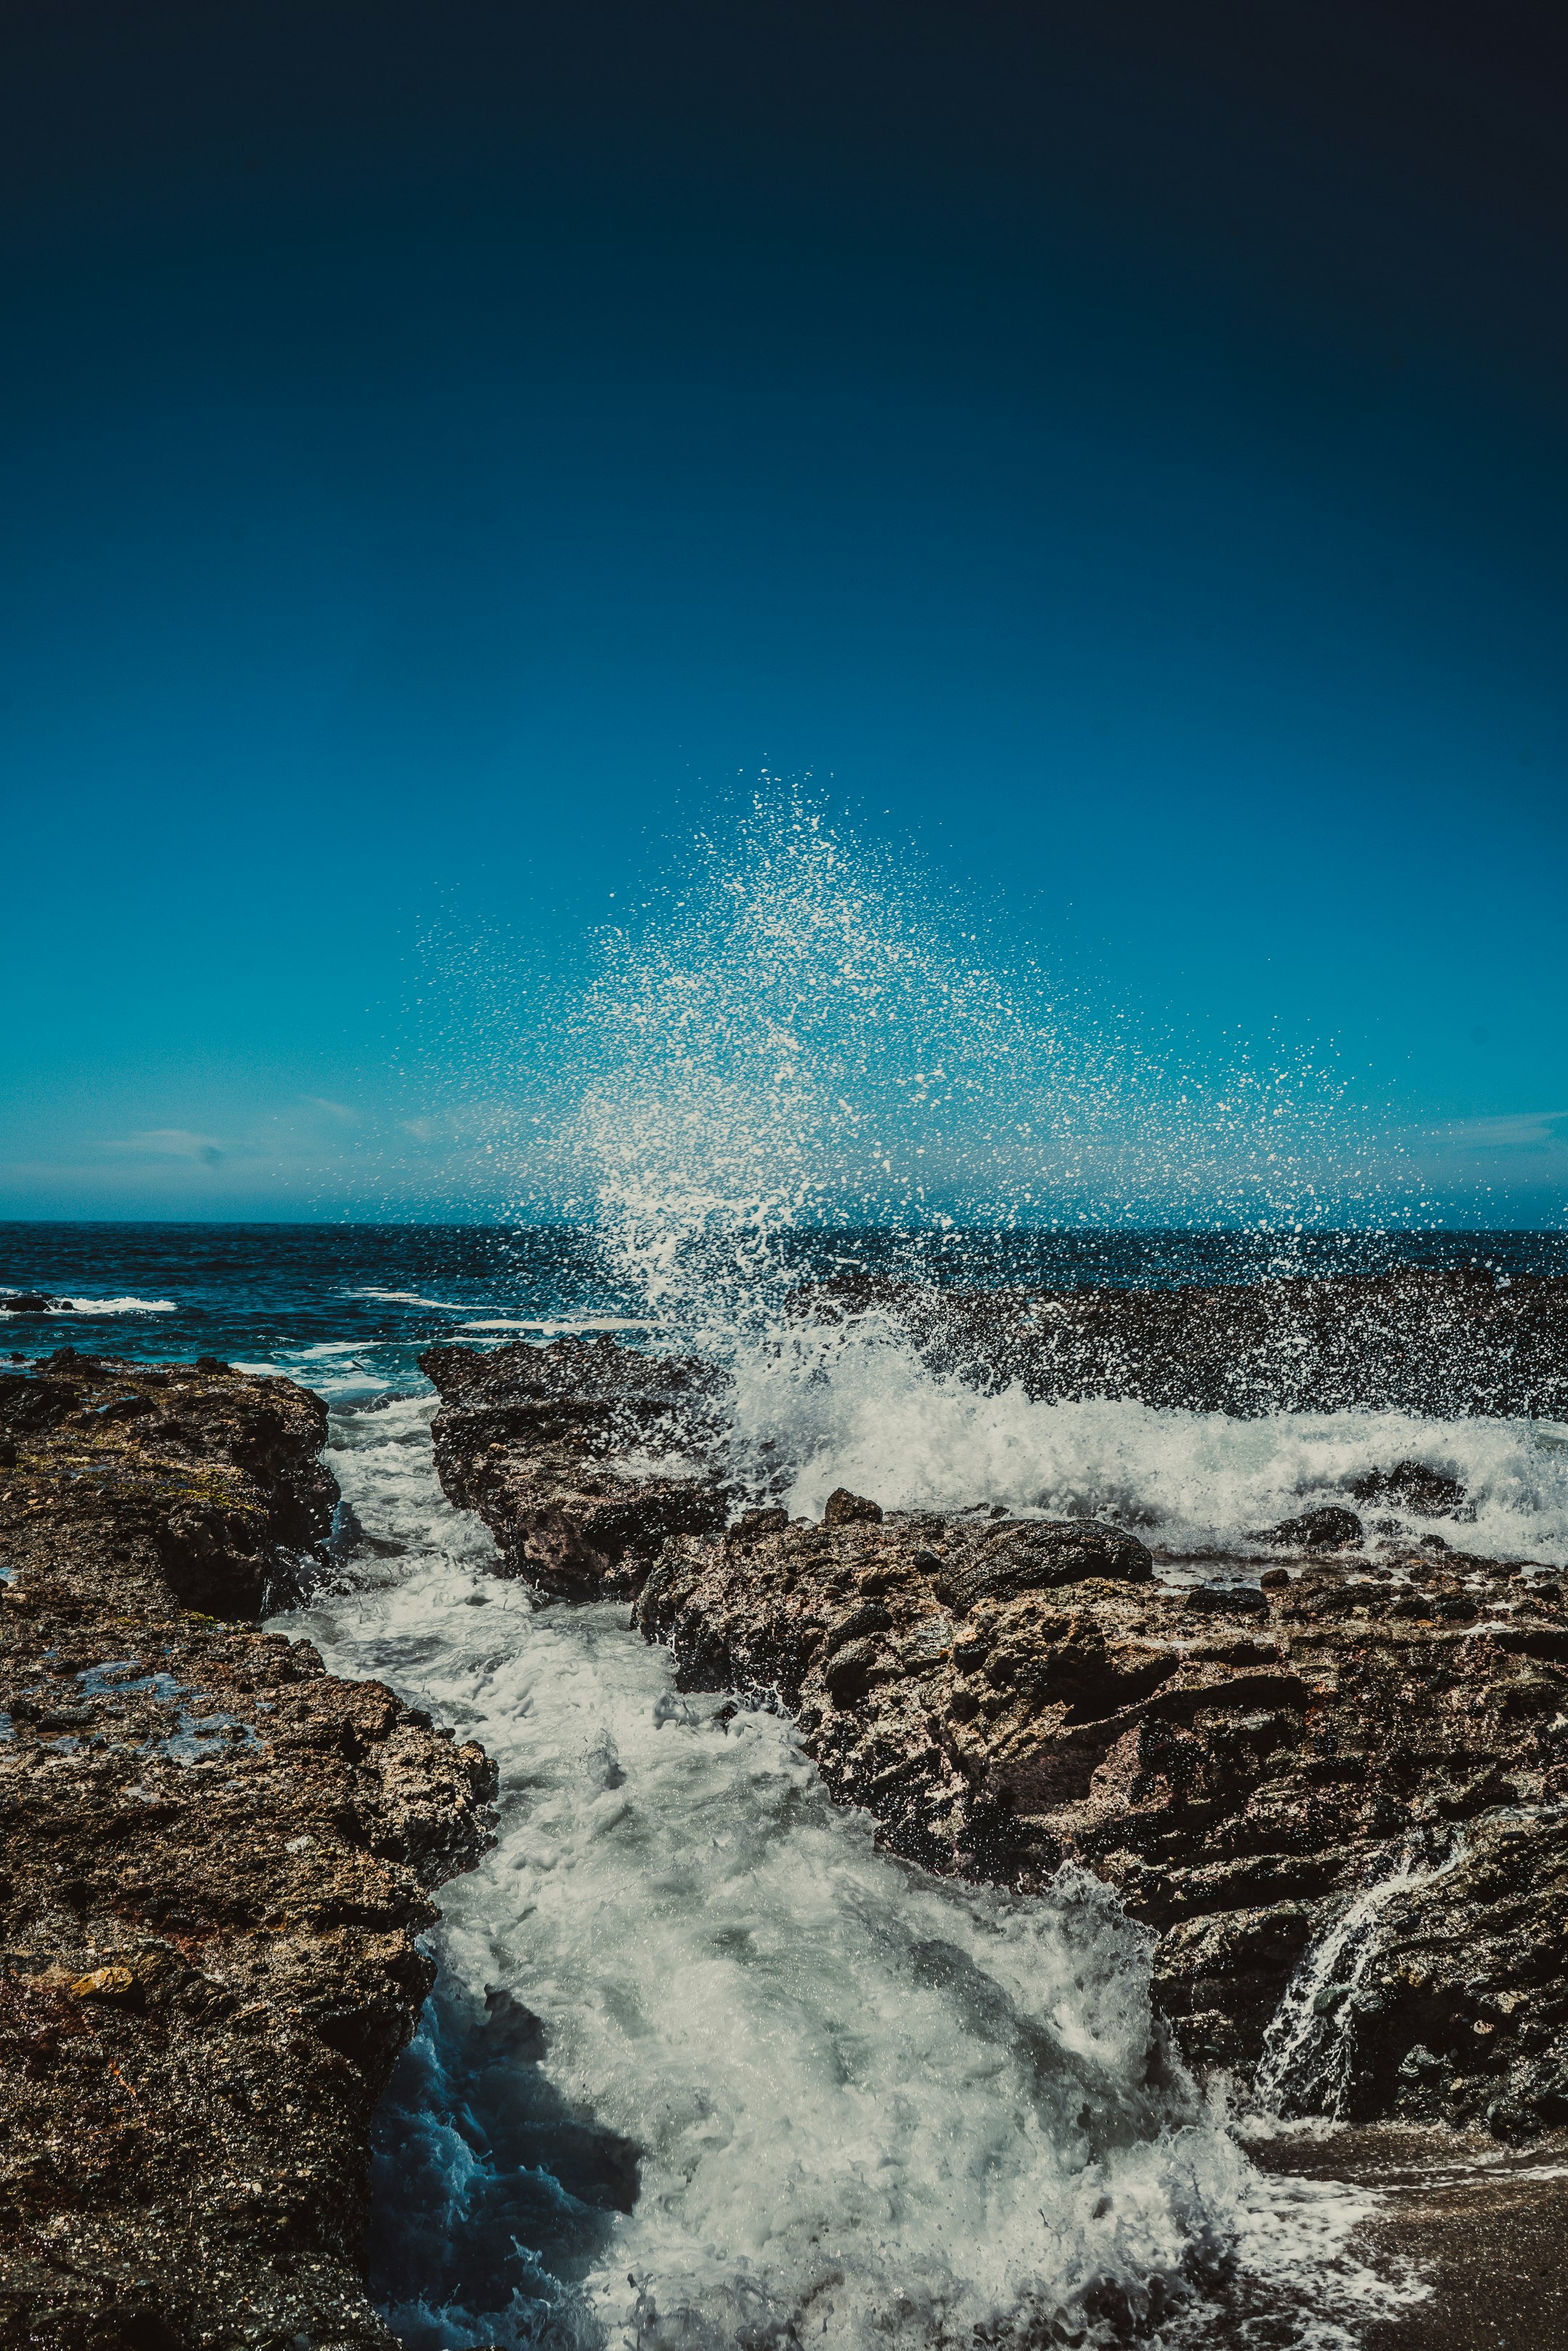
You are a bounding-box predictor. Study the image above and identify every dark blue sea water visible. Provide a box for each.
[4,1221,1564,1398]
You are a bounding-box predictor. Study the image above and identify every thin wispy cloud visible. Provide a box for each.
[104,1128,229,1165]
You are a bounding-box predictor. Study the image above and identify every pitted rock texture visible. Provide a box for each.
[796,1265,1568,1419]
[421,1336,728,1600]
[635,1513,1568,2138]
[417,1335,1568,2138]
[0,1352,496,2350]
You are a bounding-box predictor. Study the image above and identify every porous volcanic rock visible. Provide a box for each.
[636,1515,1568,2135]
[795,1265,1568,1419]
[420,1337,729,1600]
[0,1351,496,2350]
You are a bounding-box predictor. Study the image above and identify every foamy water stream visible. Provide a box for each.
[276,1391,1425,2350]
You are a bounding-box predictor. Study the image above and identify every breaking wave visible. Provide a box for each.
[723,1317,1568,1565]
[304,794,1539,2341]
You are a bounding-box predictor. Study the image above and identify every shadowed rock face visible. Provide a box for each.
[0,1352,496,2351]
[421,1337,729,1600]
[794,1266,1568,1419]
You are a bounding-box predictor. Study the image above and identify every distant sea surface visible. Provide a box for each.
[3,1221,1565,1401]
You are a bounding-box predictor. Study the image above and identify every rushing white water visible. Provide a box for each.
[1255,1837,1471,2122]
[277,1393,1424,2351]
[720,1315,1568,1567]
[261,798,1558,2344]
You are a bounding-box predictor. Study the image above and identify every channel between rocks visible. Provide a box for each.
[418,1326,1568,2142]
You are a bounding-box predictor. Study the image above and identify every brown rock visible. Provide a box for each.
[0,1351,496,2347]
[633,1508,1568,2132]
[420,1337,727,1599]
[822,1486,884,1525]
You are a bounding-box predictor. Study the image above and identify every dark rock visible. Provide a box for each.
[823,1600,894,1655]
[420,1338,728,1600]
[0,1352,496,2347]
[1184,1582,1270,1615]
[0,1292,53,1314]
[824,1637,886,1704]
[730,1505,790,1542]
[790,1265,1568,1420]
[822,1486,884,1525]
[1348,1459,1469,1517]
[934,1519,1153,1612]
[1261,1504,1363,1550]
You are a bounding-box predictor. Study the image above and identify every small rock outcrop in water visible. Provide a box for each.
[1348,1459,1469,1517]
[0,1352,496,2349]
[421,1337,728,1598]
[1259,1504,1363,1550]
[422,1330,1568,2140]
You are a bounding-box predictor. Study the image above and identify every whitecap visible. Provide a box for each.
[458,1317,663,1334]
[12,1293,179,1316]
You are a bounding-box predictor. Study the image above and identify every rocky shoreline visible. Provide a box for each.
[0,1352,495,2350]
[422,1324,1568,2144]
[9,1296,1567,2347]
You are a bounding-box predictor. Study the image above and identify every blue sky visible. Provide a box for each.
[2,0,1565,1223]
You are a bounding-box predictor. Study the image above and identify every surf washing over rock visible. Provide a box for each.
[286,1398,1411,2350]
[272,813,1561,2351]
[268,804,1568,2344]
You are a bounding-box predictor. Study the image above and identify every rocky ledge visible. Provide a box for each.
[423,1334,1568,2145]
[798,1263,1568,1418]
[422,1337,727,1600]
[0,1352,495,2351]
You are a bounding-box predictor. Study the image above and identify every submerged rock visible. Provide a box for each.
[0,1351,496,2348]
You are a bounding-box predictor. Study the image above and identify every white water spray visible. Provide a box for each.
[1257,1836,1470,2122]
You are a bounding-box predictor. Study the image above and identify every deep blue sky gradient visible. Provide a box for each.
[3,0,1565,1220]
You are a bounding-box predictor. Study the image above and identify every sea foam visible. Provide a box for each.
[279,1397,1424,2350]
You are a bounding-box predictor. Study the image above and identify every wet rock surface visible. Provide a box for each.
[420,1339,1568,2146]
[0,1352,496,2350]
[421,1337,728,1600]
[635,1514,1568,2135]
[797,1264,1568,1418]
